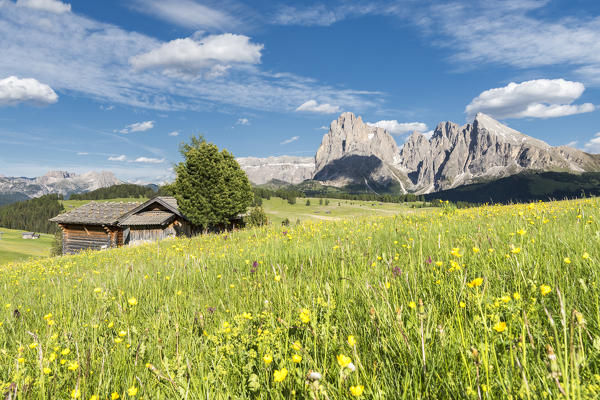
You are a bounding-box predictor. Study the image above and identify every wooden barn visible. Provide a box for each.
[50,197,196,254]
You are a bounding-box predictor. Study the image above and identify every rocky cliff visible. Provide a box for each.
[399,112,600,193]
[239,111,600,194]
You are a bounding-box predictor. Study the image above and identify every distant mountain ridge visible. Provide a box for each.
[237,156,315,185]
[0,170,122,204]
[240,112,600,194]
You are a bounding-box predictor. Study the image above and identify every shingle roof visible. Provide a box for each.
[119,211,175,226]
[157,196,179,211]
[50,202,141,225]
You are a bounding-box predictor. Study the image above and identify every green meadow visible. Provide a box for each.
[0,228,53,264]
[1,198,600,398]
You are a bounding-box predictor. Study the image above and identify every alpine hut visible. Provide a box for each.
[50,197,196,254]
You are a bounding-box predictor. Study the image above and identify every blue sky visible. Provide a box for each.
[0,0,599,182]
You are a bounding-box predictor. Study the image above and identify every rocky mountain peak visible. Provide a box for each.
[43,170,76,179]
[314,112,400,173]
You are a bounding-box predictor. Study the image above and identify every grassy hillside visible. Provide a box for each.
[1,198,599,398]
[60,196,421,225]
[426,171,600,204]
[260,197,426,225]
[0,227,53,264]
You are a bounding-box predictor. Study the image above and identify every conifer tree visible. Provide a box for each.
[171,136,253,229]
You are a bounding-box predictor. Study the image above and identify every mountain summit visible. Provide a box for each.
[399,112,600,193]
[240,112,600,194]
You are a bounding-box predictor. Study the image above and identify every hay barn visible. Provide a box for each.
[50,197,196,254]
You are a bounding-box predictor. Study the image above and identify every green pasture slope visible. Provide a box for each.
[0,197,419,264]
[2,198,600,398]
[0,227,53,264]
[260,197,427,225]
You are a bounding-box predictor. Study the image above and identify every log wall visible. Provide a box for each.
[60,224,118,254]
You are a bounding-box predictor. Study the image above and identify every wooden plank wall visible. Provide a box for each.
[60,224,113,254]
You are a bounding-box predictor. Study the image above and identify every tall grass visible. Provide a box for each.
[1,198,600,399]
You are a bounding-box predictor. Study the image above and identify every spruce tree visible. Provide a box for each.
[172,136,253,230]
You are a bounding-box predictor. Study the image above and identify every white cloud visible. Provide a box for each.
[168,131,179,136]
[584,133,600,153]
[280,136,299,145]
[134,157,165,164]
[296,100,340,114]
[466,79,596,119]
[274,1,600,88]
[16,0,71,13]
[316,126,329,130]
[236,117,249,125]
[76,152,88,155]
[565,140,578,147]
[368,120,428,135]
[0,2,379,113]
[273,3,377,26]
[416,1,600,86]
[108,155,127,161]
[0,76,58,106]
[100,105,114,111]
[130,34,263,79]
[131,0,240,31]
[119,121,155,134]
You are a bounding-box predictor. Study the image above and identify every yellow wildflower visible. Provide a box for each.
[493,321,507,333]
[350,385,365,397]
[347,335,357,347]
[540,285,552,296]
[127,297,137,306]
[467,278,484,288]
[337,354,352,368]
[263,354,273,365]
[299,309,310,324]
[71,389,81,399]
[273,367,288,382]
[127,386,138,397]
[292,354,302,363]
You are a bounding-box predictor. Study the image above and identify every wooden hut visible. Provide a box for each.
[50,197,196,254]
[50,201,141,254]
[118,197,196,245]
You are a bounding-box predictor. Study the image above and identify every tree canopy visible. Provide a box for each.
[0,194,64,234]
[171,136,253,229]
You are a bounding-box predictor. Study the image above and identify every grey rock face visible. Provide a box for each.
[237,156,315,185]
[312,112,406,190]
[315,112,400,172]
[239,111,600,193]
[0,170,123,199]
[399,112,600,193]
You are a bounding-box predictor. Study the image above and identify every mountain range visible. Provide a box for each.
[0,170,122,205]
[240,112,600,194]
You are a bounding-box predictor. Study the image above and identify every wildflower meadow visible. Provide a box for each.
[1,198,600,399]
